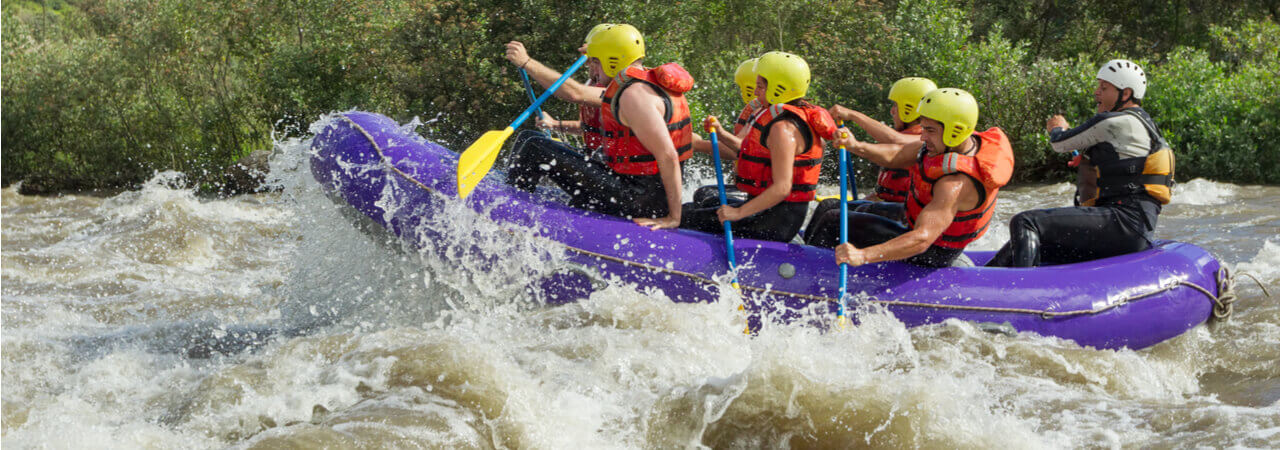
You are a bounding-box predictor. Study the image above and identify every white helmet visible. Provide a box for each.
[1096,59,1146,100]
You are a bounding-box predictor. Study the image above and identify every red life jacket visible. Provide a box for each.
[734,102,837,202]
[904,127,1015,249]
[578,80,608,153]
[874,123,922,203]
[732,100,760,135]
[598,64,695,176]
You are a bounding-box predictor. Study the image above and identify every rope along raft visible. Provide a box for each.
[341,115,1248,322]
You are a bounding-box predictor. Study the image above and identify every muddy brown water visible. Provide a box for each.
[3,137,1277,448]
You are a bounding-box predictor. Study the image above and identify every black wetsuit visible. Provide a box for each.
[986,107,1164,267]
[804,209,966,268]
[679,185,808,243]
[506,130,674,218]
[808,197,906,228]
[985,197,1159,267]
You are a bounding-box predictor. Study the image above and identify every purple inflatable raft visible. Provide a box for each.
[312,111,1236,350]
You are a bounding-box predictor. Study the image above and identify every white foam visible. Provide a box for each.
[1236,239,1280,285]
[5,116,1277,448]
[1171,178,1238,206]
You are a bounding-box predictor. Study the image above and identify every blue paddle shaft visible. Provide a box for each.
[837,123,850,318]
[846,158,858,200]
[518,68,544,121]
[508,55,587,131]
[710,129,740,283]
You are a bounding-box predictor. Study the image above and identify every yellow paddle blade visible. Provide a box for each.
[815,193,857,202]
[456,127,515,198]
[837,314,849,330]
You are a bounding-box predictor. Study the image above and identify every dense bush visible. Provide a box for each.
[2,0,1277,193]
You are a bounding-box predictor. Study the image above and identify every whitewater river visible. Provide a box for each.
[3,132,1278,448]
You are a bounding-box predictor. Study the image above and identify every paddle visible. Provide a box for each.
[836,121,852,329]
[518,68,546,130]
[457,55,588,198]
[710,119,753,335]
[845,149,859,201]
[707,120,740,291]
[519,68,557,140]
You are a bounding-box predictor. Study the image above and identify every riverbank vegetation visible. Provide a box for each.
[3,0,1277,193]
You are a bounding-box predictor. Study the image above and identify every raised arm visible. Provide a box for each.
[830,105,919,145]
[505,41,605,107]
[830,131,919,169]
[1046,112,1124,154]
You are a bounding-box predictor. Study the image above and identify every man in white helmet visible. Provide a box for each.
[987,59,1175,267]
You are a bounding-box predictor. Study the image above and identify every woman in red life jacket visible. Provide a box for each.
[688,57,760,210]
[505,24,693,228]
[809,88,1014,268]
[678,52,836,243]
[810,77,938,225]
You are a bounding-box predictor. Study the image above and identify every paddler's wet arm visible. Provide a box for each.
[692,119,740,159]
[693,133,711,153]
[522,58,604,107]
[552,119,584,135]
[623,87,684,225]
[841,107,915,145]
[713,127,743,159]
[692,134,738,159]
[847,141,916,169]
[859,177,965,263]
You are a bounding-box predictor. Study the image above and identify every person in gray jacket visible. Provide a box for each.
[988,59,1175,267]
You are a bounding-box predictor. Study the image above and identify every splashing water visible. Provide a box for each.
[3,116,1278,448]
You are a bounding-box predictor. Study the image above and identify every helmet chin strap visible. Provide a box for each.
[1109,89,1132,112]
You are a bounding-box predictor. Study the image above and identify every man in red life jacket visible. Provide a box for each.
[809,88,1015,268]
[505,25,610,169]
[813,77,938,224]
[504,24,693,229]
[680,52,836,243]
[513,24,612,158]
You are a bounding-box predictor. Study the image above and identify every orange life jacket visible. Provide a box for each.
[874,123,922,203]
[578,80,608,153]
[904,127,1015,249]
[598,64,694,176]
[734,102,836,202]
[732,101,759,135]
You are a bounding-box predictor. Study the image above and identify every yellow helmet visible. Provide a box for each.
[584,23,612,44]
[917,88,979,148]
[887,77,937,123]
[734,58,759,105]
[754,51,809,104]
[585,23,644,78]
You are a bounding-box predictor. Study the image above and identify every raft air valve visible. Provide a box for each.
[778,263,796,279]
